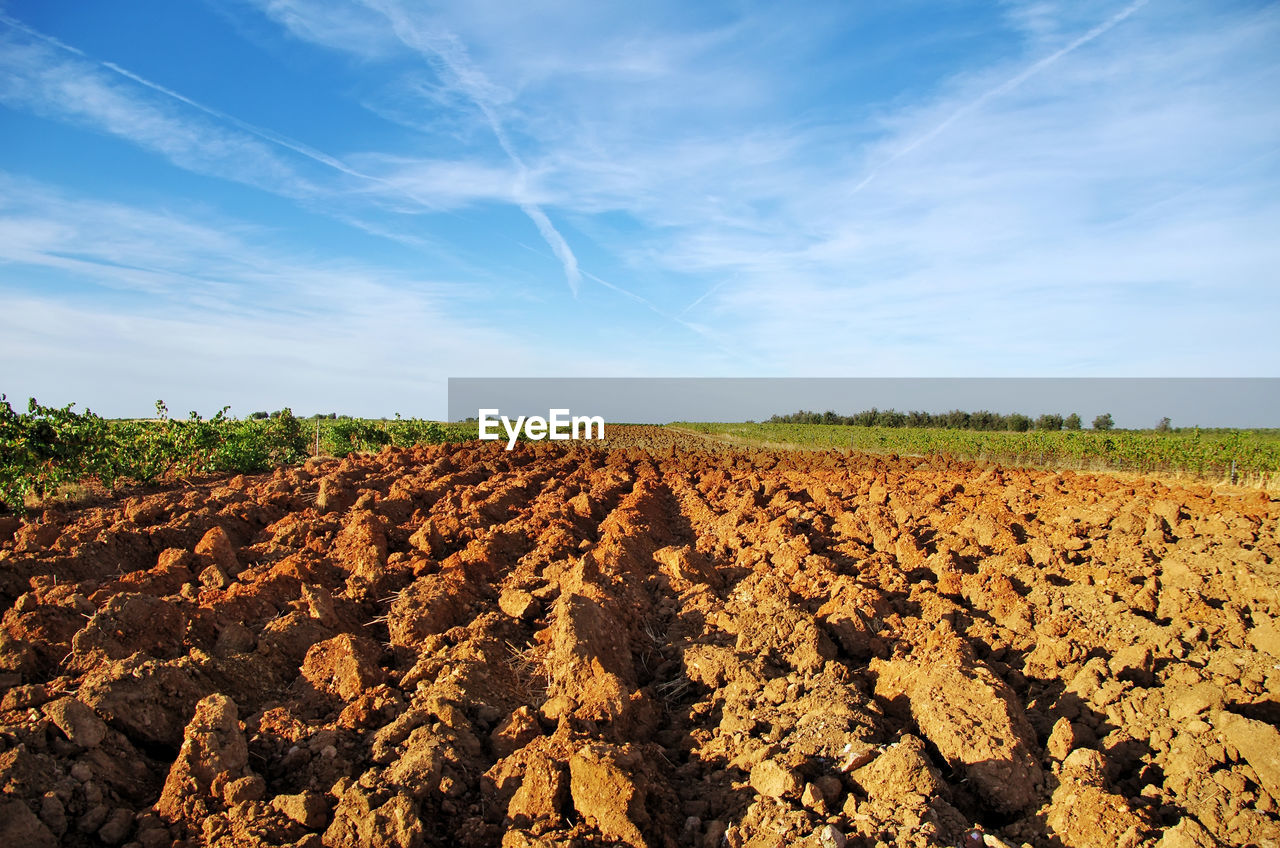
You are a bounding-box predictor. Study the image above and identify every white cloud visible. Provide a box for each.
[0,29,315,196]
[4,0,1278,384]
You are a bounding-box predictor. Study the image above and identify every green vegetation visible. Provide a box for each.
[0,395,469,513]
[672,421,1280,482]
[314,416,468,458]
[769,407,1100,431]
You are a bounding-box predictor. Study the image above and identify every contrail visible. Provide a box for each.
[368,2,584,296]
[679,280,728,316]
[521,205,581,295]
[5,9,589,305]
[1,12,383,187]
[101,62,377,183]
[851,0,1152,195]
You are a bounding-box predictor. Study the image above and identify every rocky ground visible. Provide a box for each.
[1,428,1278,847]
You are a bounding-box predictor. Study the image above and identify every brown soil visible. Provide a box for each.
[1,428,1278,848]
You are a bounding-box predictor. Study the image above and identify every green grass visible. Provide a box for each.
[670,421,1280,483]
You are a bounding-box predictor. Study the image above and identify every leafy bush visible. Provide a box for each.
[323,419,392,458]
[0,397,309,513]
[1,395,114,510]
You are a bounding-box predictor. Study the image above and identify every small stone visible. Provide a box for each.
[70,761,93,782]
[43,697,108,748]
[762,677,788,705]
[818,824,847,848]
[1061,748,1107,787]
[801,782,826,812]
[97,808,134,845]
[1046,717,1076,760]
[199,564,230,590]
[815,775,843,805]
[301,584,340,627]
[272,791,329,829]
[195,526,241,576]
[498,589,539,620]
[78,804,110,834]
[222,774,266,805]
[750,760,800,799]
[298,633,386,701]
[837,744,877,773]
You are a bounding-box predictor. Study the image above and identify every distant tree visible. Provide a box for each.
[1093,413,1115,431]
[1064,413,1082,430]
[250,411,269,420]
[1156,417,1173,433]
[1035,413,1064,431]
[852,408,879,427]
[879,409,906,428]
[1008,413,1032,432]
[970,410,1000,431]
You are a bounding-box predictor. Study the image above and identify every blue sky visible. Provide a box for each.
[1,0,1277,418]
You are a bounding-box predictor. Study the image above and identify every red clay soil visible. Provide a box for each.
[1,427,1278,848]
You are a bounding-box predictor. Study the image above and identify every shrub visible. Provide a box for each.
[1035,414,1064,431]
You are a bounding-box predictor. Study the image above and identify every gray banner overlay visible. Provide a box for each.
[447,378,1280,429]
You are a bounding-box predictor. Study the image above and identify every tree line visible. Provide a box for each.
[768,408,1120,431]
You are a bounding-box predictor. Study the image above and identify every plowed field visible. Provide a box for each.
[2,427,1278,848]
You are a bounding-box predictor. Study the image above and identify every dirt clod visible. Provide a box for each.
[1,433,1276,846]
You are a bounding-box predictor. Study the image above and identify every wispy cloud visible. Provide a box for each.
[356,0,584,295]
[0,172,463,315]
[0,20,315,196]
[849,0,1153,195]
[0,173,556,414]
[4,0,1278,397]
